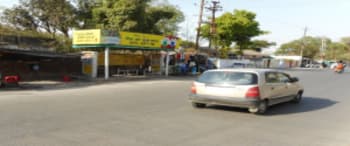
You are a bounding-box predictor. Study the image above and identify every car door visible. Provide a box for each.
[278,72,299,97]
[262,72,285,105]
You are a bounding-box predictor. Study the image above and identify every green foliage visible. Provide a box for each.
[201,9,266,53]
[73,0,98,29]
[247,40,276,51]
[180,40,195,48]
[276,37,326,58]
[219,47,229,58]
[0,24,53,39]
[91,0,183,35]
[1,0,184,52]
[2,0,77,37]
[325,42,349,61]
[277,36,350,60]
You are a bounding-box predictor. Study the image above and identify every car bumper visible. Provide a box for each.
[189,94,260,108]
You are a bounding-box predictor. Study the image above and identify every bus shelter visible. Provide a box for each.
[72,29,180,79]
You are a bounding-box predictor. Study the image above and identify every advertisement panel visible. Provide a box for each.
[98,54,145,66]
[73,29,180,49]
[73,29,101,45]
[73,29,120,45]
[120,32,180,49]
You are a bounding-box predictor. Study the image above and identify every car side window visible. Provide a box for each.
[277,73,291,83]
[265,72,279,83]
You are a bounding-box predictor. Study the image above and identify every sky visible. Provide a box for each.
[1,0,350,51]
[169,0,350,52]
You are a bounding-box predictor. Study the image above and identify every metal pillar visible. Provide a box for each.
[104,47,109,80]
[165,51,169,77]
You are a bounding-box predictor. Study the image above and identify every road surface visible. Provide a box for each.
[0,70,349,146]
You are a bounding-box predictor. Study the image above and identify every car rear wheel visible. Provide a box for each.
[191,102,206,108]
[249,100,268,114]
[292,92,302,103]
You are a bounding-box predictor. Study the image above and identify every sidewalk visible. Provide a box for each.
[0,75,198,91]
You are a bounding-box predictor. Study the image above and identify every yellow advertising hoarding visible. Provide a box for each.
[73,29,180,49]
[120,32,163,48]
[73,29,101,45]
[98,54,145,66]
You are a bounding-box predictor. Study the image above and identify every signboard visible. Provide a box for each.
[120,32,180,49]
[73,29,101,45]
[73,29,120,45]
[73,29,180,49]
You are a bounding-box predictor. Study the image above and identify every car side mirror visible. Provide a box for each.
[290,77,299,83]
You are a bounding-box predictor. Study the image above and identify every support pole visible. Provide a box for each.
[105,47,109,80]
[195,0,205,50]
[165,50,169,77]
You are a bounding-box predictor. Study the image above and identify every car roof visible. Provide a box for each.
[205,68,283,74]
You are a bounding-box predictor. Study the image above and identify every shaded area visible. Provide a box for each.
[0,75,197,91]
[206,97,337,116]
[266,97,337,115]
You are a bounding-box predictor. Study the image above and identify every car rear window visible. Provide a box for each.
[197,71,258,85]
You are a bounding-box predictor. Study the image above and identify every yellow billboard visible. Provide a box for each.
[120,32,163,48]
[73,29,180,49]
[98,54,145,66]
[73,29,101,45]
[120,32,180,49]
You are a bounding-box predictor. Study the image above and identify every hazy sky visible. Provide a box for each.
[2,0,350,48]
[170,0,350,46]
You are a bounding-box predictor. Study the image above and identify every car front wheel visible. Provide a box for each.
[292,92,302,103]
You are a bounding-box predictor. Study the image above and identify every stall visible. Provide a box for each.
[72,29,180,79]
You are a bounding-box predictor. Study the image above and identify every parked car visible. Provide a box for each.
[189,69,304,114]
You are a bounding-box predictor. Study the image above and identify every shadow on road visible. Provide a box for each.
[265,97,337,115]
[206,97,337,115]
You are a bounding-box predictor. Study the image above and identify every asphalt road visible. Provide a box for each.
[0,69,349,146]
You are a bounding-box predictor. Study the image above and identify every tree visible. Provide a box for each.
[201,9,266,53]
[247,40,276,52]
[72,0,98,29]
[91,0,183,34]
[2,6,38,31]
[180,40,195,48]
[276,37,331,59]
[2,0,77,37]
[145,5,184,35]
[326,42,349,61]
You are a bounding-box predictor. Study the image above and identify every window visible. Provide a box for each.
[277,73,291,83]
[197,71,258,85]
[265,72,279,83]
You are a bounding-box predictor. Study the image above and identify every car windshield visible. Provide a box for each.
[197,71,258,85]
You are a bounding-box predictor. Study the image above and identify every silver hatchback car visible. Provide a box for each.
[189,69,304,114]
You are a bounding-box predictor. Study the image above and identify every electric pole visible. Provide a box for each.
[299,27,307,67]
[300,27,307,56]
[320,37,326,60]
[195,0,205,51]
[206,0,222,52]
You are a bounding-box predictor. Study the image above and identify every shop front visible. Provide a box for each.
[72,29,180,79]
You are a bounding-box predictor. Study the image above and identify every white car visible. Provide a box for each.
[189,69,304,114]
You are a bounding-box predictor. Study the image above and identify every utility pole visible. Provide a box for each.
[320,37,326,60]
[195,0,205,51]
[206,0,222,53]
[300,27,307,67]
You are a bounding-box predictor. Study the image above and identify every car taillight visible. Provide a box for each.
[245,86,260,99]
[191,82,197,94]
